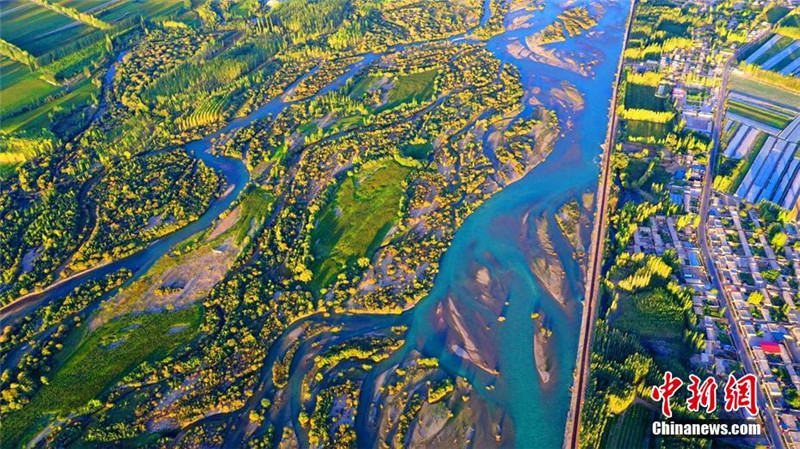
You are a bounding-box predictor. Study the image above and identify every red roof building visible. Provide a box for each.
[761,341,782,355]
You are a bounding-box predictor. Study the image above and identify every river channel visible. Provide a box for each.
[3,1,630,447]
[387,1,631,446]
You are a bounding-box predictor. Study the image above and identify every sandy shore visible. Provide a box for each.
[532,313,554,384]
[529,216,568,305]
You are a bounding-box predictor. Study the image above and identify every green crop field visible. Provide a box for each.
[0,1,100,56]
[777,13,800,40]
[0,57,61,117]
[2,79,98,133]
[731,72,800,108]
[754,36,794,65]
[766,6,791,24]
[601,403,654,449]
[624,82,668,111]
[54,0,115,12]
[311,159,411,288]
[4,0,778,447]
[728,99,793,129]
[94,0,184,23]
[611,288,685,339]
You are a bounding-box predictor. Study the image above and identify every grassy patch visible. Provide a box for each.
[777,14,800,40]
[773,47,800,72]
[766,6,791,24]
[227,184,273,244]
[714,132,769,194]
[380,70,437,111]
[0,1,96,56]
[311,159,411,288]
[94,0,185,23]
[656,18,690,38]
[329,115,366,134]
[729,132,767,193]
[624,118,671,141]
[2,306,202,446]
[348,74,379,99]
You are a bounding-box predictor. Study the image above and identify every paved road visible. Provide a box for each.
[564,2,636,448]
[697,57,787,449]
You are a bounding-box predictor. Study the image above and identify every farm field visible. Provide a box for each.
[776,10,800,40]
[722,123,761,159]
[611,288,685,340]
[93,0,184,23]
[734,136,800,207]
[600,403,654,449]
[0,0,591,446]
[2,79,99,134]
[0,57,61,115]
[0,0,99,56]
[741,31,800,76]
[624,81,669,111]
[716,129,768,194]
[730,71,800,107]
[750,35,793,65]
[721,74,800,200]
[0,0,190,171]
[53,0,116,12]
[727,98,794,130]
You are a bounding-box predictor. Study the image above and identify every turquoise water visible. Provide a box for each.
[379,1,631,446]
[4,1,631,446]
